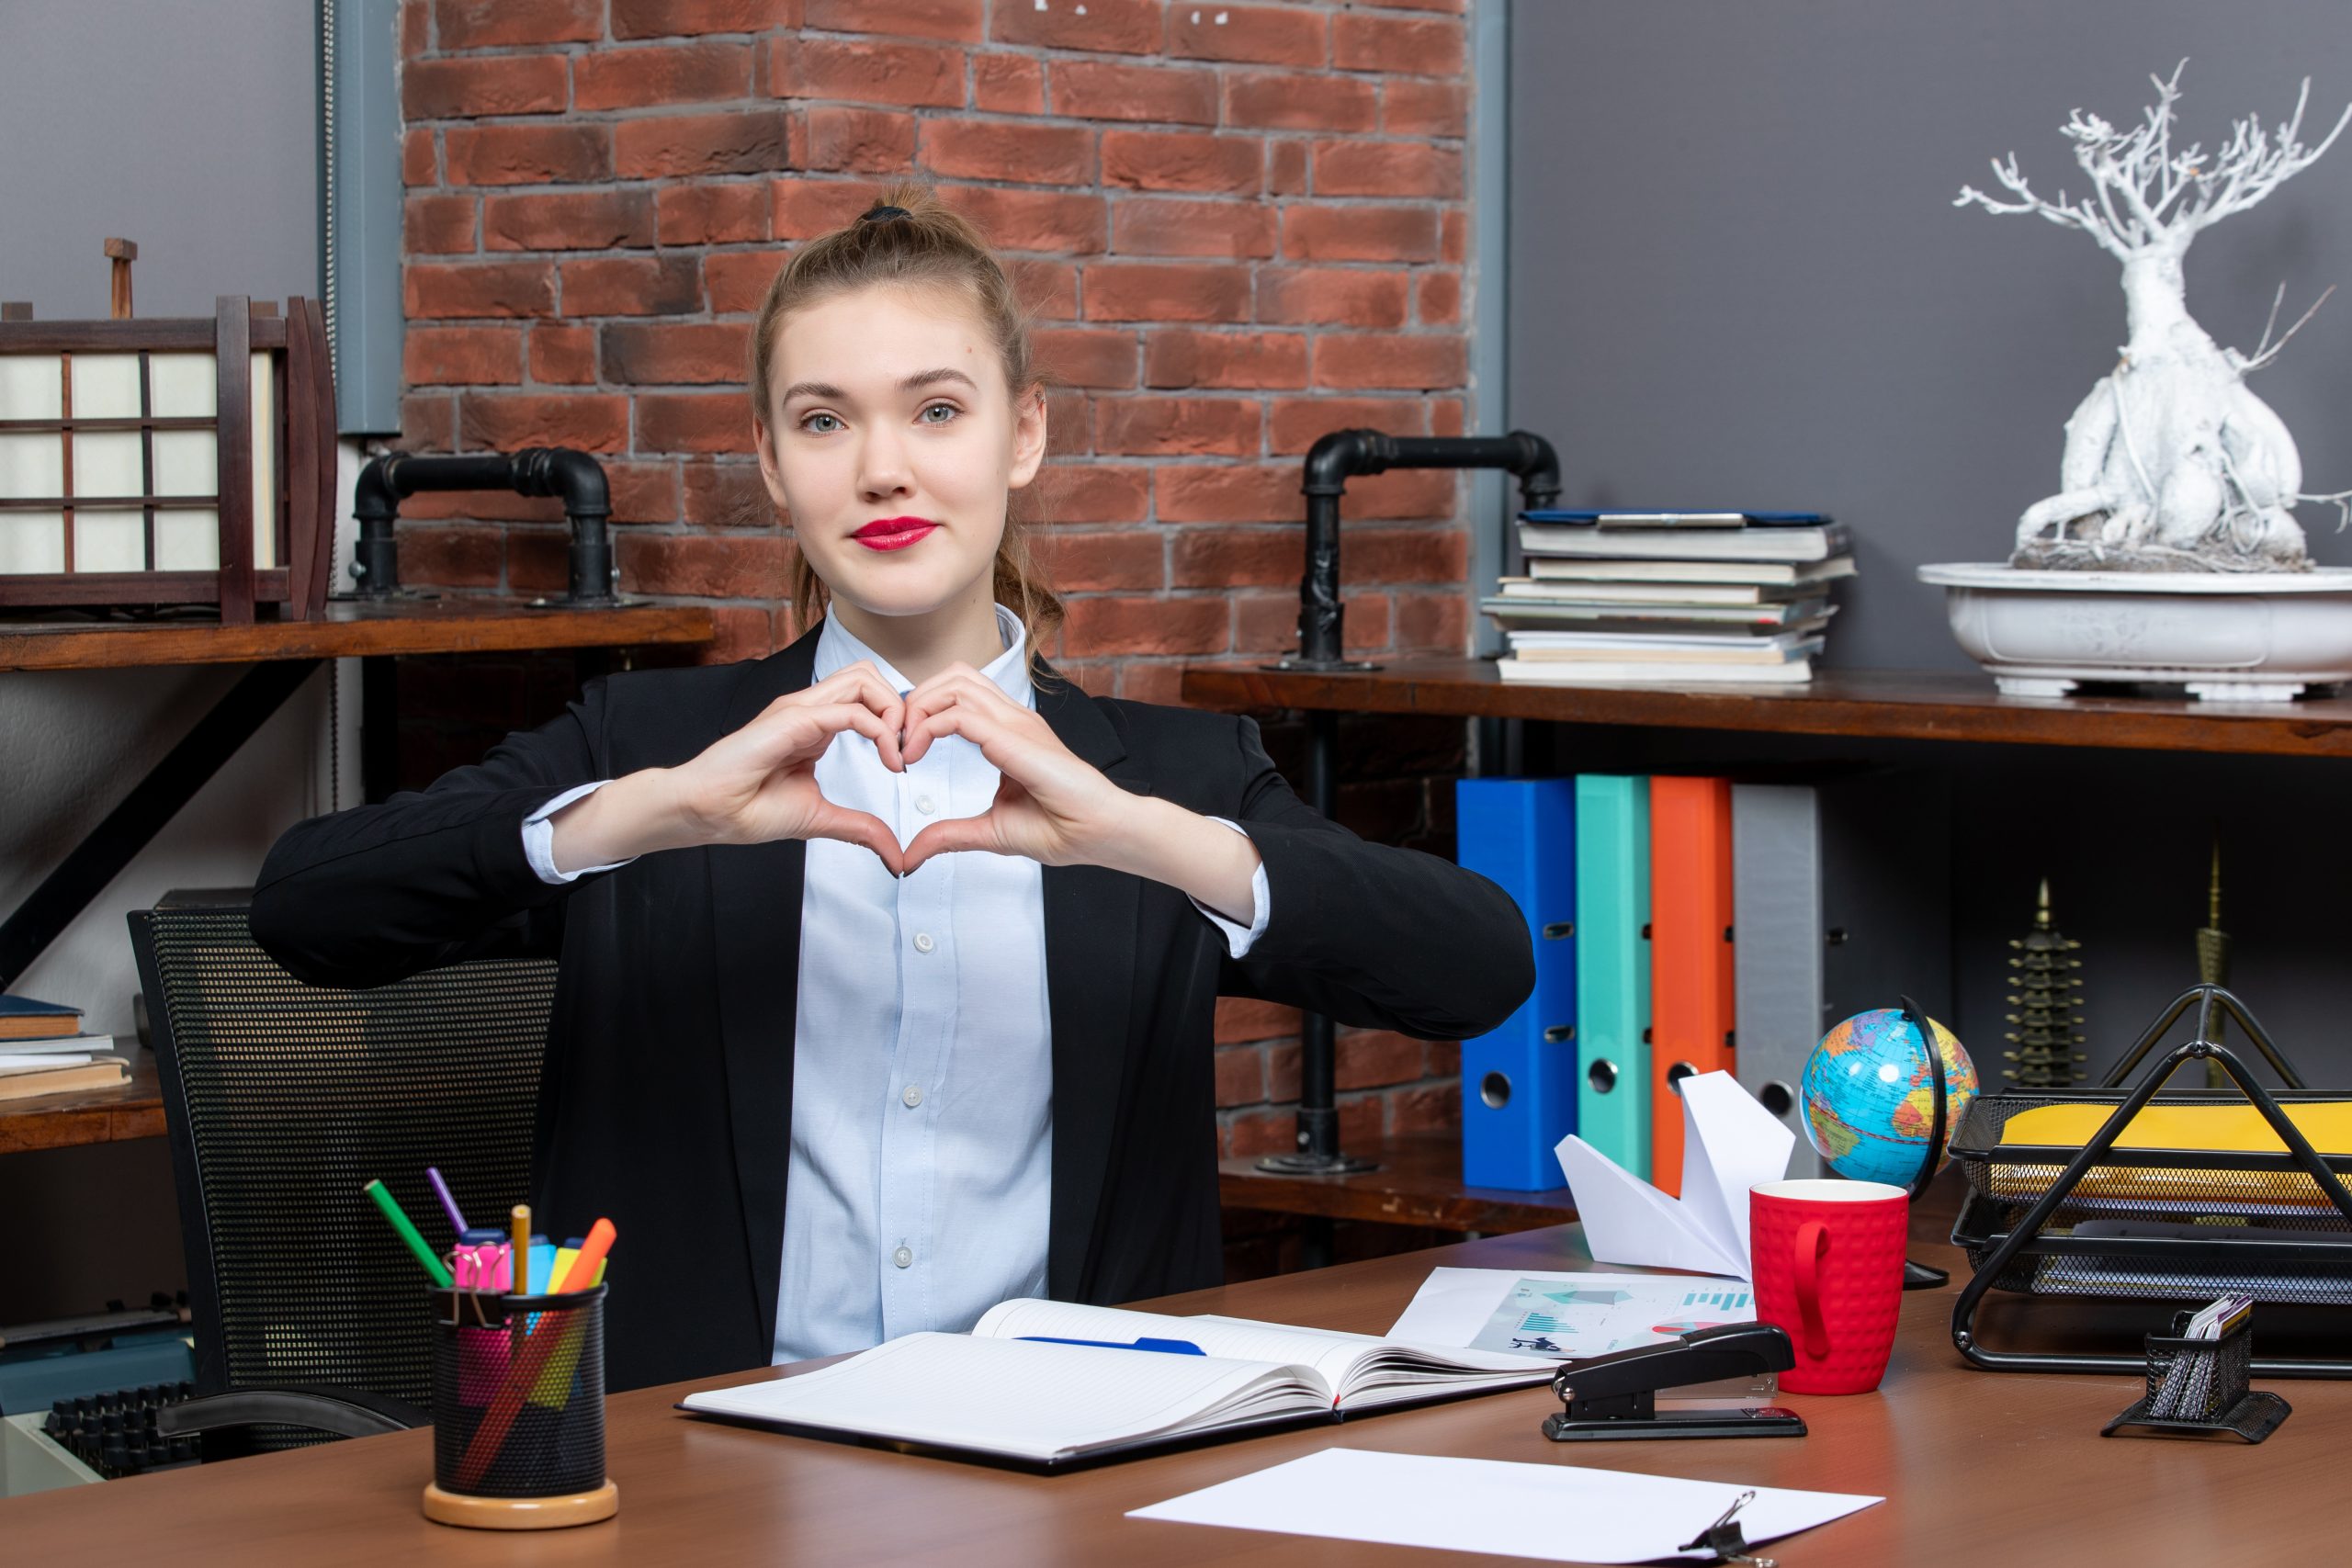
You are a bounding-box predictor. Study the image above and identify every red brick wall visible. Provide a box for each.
[392,0,1476,1162]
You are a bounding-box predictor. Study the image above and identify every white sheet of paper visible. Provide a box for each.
[1554,1071,1793,1279]
[1129,1447,1882,1563]
[1387,1269,1757,1359]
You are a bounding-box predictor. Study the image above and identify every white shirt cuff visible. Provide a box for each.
[1191,816,1271,959]
[522,780,636,885]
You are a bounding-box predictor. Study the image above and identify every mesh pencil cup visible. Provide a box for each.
[423,1284,618,1529]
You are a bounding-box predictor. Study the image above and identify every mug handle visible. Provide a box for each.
[1792,1219,1832,1361]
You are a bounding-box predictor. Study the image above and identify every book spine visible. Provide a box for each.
[1453,779,1579,1190]
[1573,774,1651,1179]
[1647,776,1736,1199]
[1731,783,1826,1177]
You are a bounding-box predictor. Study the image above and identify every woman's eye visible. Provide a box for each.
[800,412,842,434]
[919,402,959,424]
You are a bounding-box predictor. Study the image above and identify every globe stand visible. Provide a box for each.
[1898,993,1951,1291]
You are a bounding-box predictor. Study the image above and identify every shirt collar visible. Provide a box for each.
[812,602,1034,710]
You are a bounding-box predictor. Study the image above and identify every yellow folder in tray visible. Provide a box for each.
[1991,1101,2352,1211]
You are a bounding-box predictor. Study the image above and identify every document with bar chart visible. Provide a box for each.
[1386,1269,1757,1359]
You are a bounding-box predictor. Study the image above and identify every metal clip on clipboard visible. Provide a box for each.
[1542,1322,1806,1441]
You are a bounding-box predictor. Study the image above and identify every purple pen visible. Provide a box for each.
[425,1167,468,1234]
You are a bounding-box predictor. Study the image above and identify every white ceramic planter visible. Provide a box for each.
[1916,562,2352,702]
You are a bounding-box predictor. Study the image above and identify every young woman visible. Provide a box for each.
[252,184,1534,1392]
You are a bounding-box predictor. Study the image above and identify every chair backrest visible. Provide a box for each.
[130,902,554,1430]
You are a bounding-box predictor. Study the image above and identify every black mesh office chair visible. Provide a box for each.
[128,897,555,1455]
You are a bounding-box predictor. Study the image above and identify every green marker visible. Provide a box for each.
[366,1179,453,1288]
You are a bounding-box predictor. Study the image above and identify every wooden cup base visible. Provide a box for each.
[422,1480,618,1529]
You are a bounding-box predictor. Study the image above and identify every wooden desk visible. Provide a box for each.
[6,1211,2338,1564]
[1221,1129,1576,1234]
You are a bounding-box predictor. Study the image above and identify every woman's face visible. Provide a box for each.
[754,283,1046,624]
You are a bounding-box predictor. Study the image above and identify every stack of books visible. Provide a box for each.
[0,994,130,1102]
[1487,510,1854,685]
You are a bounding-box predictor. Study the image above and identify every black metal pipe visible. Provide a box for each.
[1258,430,1563,1177]
[351,447,618,605]
[1289,430,1561,671]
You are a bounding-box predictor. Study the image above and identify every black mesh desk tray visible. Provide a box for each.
[1949,985,2352,1377]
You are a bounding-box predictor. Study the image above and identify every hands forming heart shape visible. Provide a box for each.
[670,660,1130,878]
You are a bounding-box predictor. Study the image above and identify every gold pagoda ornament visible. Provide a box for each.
[2198,837,2233,1087]
[2004,878,2086,1088]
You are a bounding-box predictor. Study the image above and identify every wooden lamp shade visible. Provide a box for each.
[0,295,338,624]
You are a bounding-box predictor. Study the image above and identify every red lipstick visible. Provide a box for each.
[852,515,939,551]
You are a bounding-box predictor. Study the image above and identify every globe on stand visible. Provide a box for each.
[1802,998,1979,1290]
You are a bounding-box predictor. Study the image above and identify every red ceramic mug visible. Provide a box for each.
[1749,1179,1908,1394]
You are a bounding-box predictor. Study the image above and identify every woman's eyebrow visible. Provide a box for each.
[778,368,979,404]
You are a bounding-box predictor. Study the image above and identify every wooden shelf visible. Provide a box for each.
[1220,1129,1577,1234]
[1181,658,2352,759]
[0,1051,164,1156]
[0,597,716,673]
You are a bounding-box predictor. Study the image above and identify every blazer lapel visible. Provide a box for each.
[1034,665,1146,1300]
[707,624,823,1346]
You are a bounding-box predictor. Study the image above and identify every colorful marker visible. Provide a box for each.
[555,1218,616,1294]
[510,1203,531,1294]
[366,1179,453,1289]
[425,1167,468,1235]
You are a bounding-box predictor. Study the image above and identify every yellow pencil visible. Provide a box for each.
[511,1203,530,1295]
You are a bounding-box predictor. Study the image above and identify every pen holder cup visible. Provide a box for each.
[2101,1310,2290,1444]
[422,1285,618,1529]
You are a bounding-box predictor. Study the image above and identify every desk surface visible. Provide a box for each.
[5,1211,2337,1564]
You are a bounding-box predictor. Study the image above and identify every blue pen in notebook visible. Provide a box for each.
[1016,1336,1204,1356]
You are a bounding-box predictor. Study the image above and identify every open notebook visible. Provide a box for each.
[677,1298,1551,1469]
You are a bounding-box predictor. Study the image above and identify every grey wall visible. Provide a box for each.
[1505,4,2352,1083]
[1,0,320,318]
[1510,2,2352,669]
[0,0,333,1325]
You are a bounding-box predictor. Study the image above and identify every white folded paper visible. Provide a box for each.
[1554,1070,1793,1279]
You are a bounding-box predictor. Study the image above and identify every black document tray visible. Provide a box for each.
[1948,985,2352,1377]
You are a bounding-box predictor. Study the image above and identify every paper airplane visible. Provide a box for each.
[1553,1071,1794,1279]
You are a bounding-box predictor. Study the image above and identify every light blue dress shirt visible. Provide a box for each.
[520,605,1268,1361]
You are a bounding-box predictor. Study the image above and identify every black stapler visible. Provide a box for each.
[1542,1321,1806,1441]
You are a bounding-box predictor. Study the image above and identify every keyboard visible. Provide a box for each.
[43,1382,201,1478]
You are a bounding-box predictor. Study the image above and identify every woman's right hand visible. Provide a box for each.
[548,661,909,874]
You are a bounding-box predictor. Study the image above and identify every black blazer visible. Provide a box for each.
[251,623,1533,1391]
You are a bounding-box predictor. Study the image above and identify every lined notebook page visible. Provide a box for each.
[975,1300,1543,1404]
[680,1333,1326,1462]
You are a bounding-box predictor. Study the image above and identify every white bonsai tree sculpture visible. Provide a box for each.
[1958,64,2352,571]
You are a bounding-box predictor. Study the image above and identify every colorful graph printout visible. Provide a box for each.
[1462,1275,1756,1358]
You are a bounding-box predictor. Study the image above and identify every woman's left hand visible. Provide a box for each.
[897,663,1139,875]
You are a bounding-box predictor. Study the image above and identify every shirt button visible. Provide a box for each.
[915,795,937,815]
[892,1246,913,1269]
[913,931,935,953]
[902,1083,924,1109]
